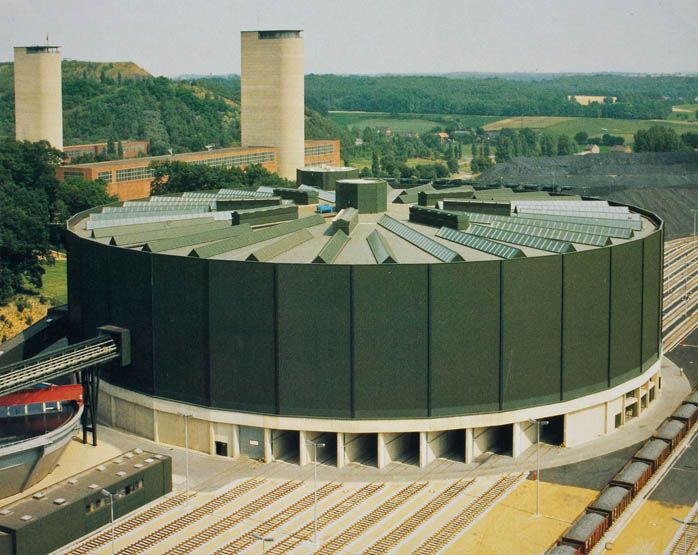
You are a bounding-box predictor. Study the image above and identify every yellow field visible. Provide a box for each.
[446,480,598,555]
[482,116,574,131]
[606,499,694,554]
[569,95,617,105]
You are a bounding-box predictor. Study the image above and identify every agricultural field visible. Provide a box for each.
[327,111,500,132]
[484,116,698,144]
[668,103,698,121]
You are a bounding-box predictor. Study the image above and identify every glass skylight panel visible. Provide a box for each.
[436,227,525,259]
[467,224,575,254]
[377,215,463,262]
[517,211,642,231]
[86,212,214,230]
[493,221,610,246]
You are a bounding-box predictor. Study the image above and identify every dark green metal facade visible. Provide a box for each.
[66,211,663,420]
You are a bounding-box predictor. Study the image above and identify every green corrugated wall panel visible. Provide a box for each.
[393,193,418,204]
[90,216,214,238]
[473,191,554,201]
[609,240,643,386]
[190,215,325,258]
[105,246,154,394]
[277,265,352,417]
[332,208,358,235]
[336,180,387,213]
[247,229,313,262]
[313,230,349,264]
[152,255,209,406]
[418,188,475,206]
[442,199,511,215]
[143,223,252,253]
[562,249,610,400]
[501,256,562,410]
[366,230,397,264]
[110,220,231,246]
[66,232,83,342]
[209,261,276,413]
[642,231,662,370]
[409,206,470,230]
[213,197,281,210]
[79,239,111,337]
[430,262,500,415]
[352,265,428,417]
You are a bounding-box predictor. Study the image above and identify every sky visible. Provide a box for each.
[2,0,697,77]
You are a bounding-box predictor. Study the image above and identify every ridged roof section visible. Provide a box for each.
[437,227,525,260]
[378,215,463,263]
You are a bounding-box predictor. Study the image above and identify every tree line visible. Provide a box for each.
[0,139,116,303]
[304,74,686,120]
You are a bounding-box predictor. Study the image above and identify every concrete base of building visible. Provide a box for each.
[98,359,662,469]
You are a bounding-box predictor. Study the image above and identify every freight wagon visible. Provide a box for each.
[653,418,687,449]
[632,438,671,471]
[587,485,633,525]
[560,512,609,554]
[609,460,653,496]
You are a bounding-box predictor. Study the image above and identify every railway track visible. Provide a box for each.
[162,480,304,555]
[211,482,342,555]
[662,236,698,353]
[315,481,428,555]
[117,478,263,555]
[267,483,385,555]
[413,473,525,555]
[666,517,698,555]
[364,479,475,555]
[65,492,193,555]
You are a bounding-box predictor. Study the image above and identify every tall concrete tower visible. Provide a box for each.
[14,46,63,150]
[241,30,304,180]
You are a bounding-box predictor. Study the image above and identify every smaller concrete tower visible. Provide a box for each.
[14,46,63,150]
[241,30,304,180]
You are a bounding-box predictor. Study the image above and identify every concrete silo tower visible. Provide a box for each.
[14,45,63,150]
[241,30,304,180]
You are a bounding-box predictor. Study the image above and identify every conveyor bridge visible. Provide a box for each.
[0,326,129,446]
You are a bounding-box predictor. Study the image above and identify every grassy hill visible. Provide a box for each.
[0,60,242,154]
[61,60,150,80]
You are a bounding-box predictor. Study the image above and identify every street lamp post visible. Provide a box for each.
[528,419,549,517]
[672,517,698,555]
[251,532,274,555]
[305,439,325,546]
[100,489,115,555]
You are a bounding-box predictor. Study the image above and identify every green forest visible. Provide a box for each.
[0,63,241,155]
[193,73,698,120]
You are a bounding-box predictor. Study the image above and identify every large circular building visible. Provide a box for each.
[66,182,663,468]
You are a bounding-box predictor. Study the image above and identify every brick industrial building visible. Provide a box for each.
[56,140,340,200]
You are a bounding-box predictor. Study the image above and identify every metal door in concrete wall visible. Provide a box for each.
[239,426,265,459]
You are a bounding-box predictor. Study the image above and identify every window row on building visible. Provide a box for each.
[190,151,275,168]
[305,144,335,156]
[115,166,156,183]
